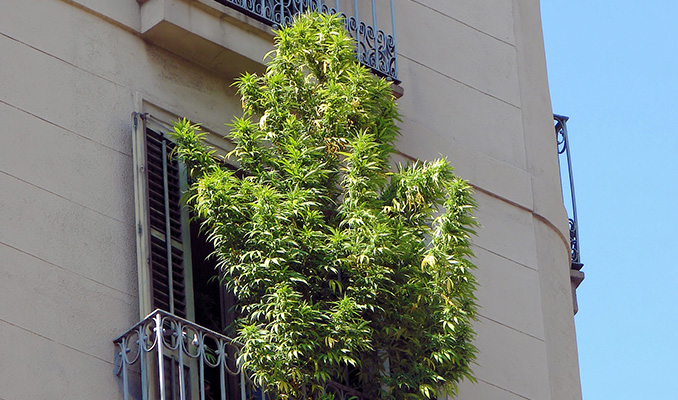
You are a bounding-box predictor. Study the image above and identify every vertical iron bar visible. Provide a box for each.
[219,343,226,400]
[161,140,174,314]
[177,325,186,400]
[390,0,397,78]
[261,0,265,18]
[120,342,129,400]
[240,371,247,400]
[171,357,177,400]
[199,340,206,400]
[139,326,149,400]
[371,0,378,69]
[353,0,358,23]
[334,0,338,12]
[156,313,167,400]
[371,0,377,35]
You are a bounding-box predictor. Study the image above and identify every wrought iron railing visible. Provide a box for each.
[114,309,364,400]
[114,309,248,400]
[214,0,399,83]
[554,115,584,272]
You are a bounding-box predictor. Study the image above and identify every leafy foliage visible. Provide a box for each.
[171,12,478,400]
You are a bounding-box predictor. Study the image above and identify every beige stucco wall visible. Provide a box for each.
[394,2,581,399]
[0,0,581,399]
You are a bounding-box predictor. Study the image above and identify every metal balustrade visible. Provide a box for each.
[114,309,364,400]
[114,309,248,400]
[554,115,584,272]
[214,0,399,83]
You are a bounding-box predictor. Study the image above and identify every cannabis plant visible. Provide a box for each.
[171,12,478,400]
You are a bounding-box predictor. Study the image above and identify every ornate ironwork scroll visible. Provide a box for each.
[554,115,583,271]
[214,0,399,83]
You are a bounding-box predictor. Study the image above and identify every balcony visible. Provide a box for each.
[114,309,364,400]
[214,0,399,83]
[137,0,399,83]
[554,115,585,313]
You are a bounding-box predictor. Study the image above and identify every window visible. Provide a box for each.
[133,112,237,328]
[130,112,244,400]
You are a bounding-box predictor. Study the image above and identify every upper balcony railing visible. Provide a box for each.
[214,0,399,83]
[554,115,583,272]
[114,309,364,400]
[554,115,585,313]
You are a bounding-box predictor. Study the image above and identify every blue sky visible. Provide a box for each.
[541,1,678,398]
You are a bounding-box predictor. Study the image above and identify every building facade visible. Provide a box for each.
[0,0,582,399]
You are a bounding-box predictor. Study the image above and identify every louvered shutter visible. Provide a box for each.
[146,128,191,318]
[145,128,189,318]
[133,112,193,319]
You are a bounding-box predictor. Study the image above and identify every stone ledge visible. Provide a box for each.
[137,0,273,79]
[570,269,585,314]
